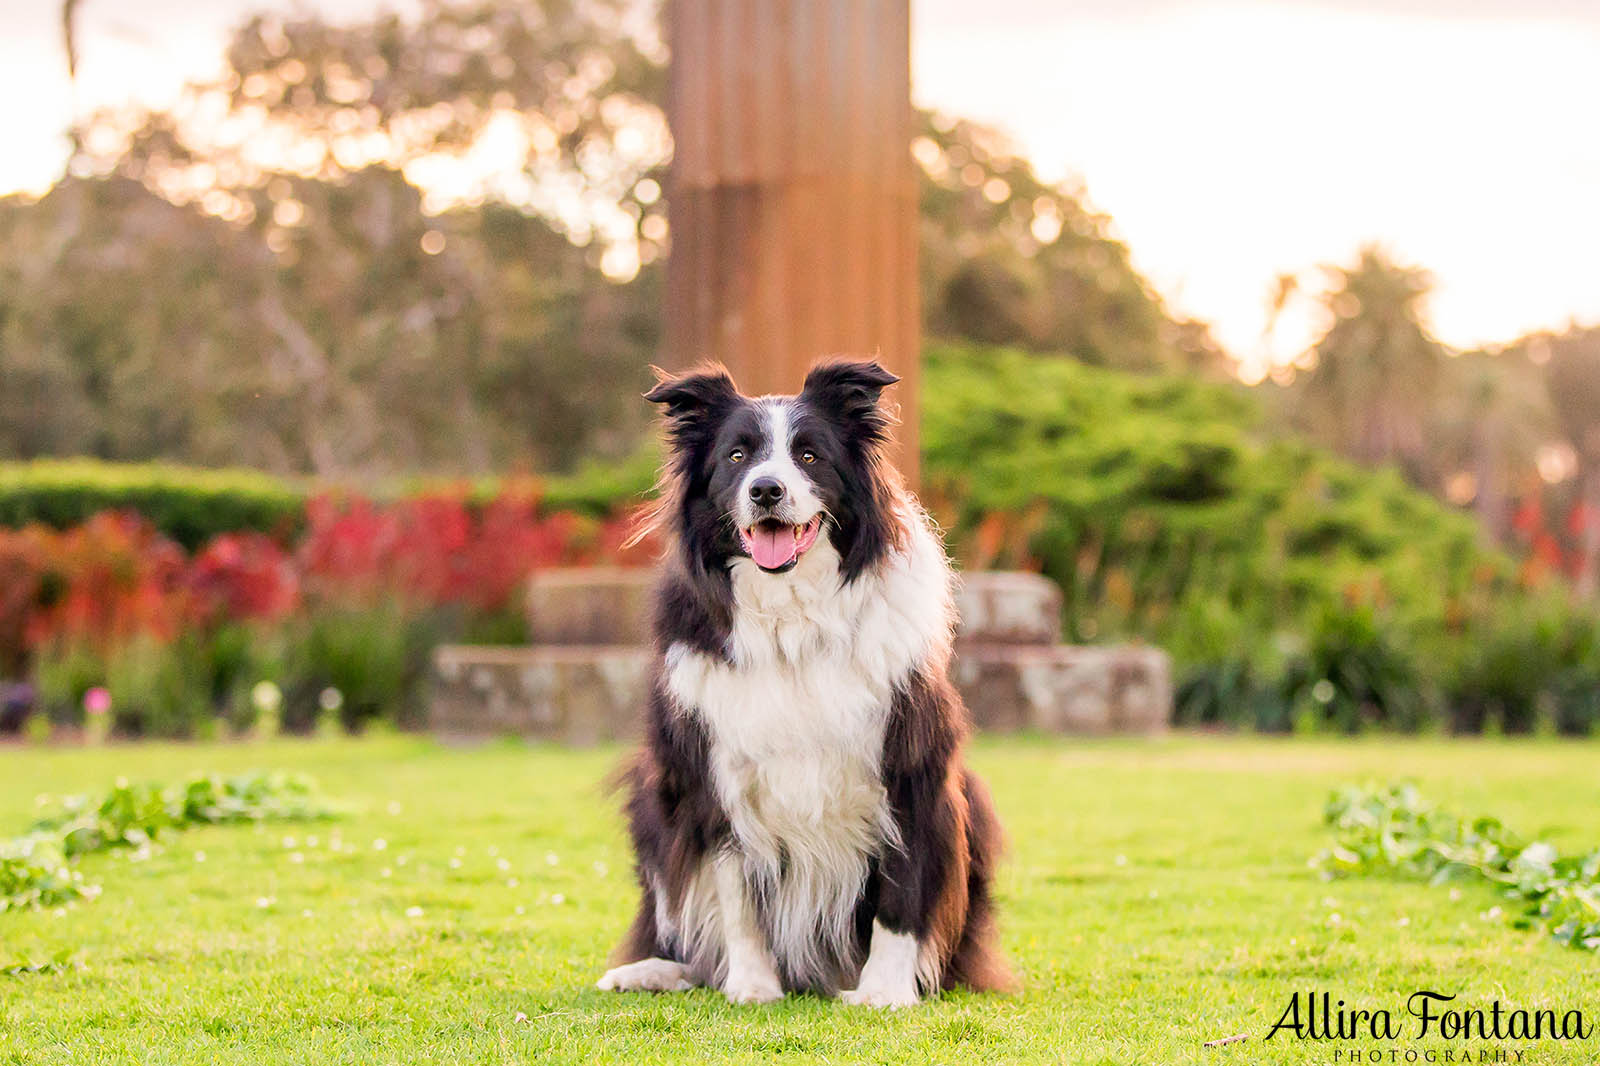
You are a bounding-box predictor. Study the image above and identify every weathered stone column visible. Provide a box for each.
[663,0,920,484]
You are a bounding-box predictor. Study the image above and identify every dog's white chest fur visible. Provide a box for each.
[663,510,954,983]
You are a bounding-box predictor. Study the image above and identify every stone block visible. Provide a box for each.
[431,644,649,744]
[527,568,654,647]
[953,643,1170,735]
[431,641,1168,741]
[527,567,1065,649]
[954,571,1062,646]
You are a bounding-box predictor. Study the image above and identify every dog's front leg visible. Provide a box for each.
[714,851,784,1004]
[843,763,965,1008]
[842,918,926,1009]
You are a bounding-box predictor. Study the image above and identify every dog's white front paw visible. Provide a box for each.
[842,922,924,1008]
[722,966,784,1004]
[596,957,695,992]
[840,978,920,1009]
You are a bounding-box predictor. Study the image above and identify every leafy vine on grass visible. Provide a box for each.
[1,771,340,916]
[1316,783,1600,951]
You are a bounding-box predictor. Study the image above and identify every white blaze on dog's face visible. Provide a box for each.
[733,401,827,573]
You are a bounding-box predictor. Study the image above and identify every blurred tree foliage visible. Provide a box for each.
[1539,327,1600,594]
[923,343,1600,735]
[914,113,1228,375]
[1,0,1219,477]
[1266,247,1595,568]
[1278,246,1448,484]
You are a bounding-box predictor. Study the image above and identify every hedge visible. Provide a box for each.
[0,455,661,549]
[0,460,307,550]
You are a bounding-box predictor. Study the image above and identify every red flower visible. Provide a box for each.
[188,532,299,624]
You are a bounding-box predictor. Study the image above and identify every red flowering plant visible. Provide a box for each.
[25,512,190,652]
[296,487,619,614]
[3,483,654,738]
[186,532,300,626]
[282,486,633,732]
[0,526,47,677]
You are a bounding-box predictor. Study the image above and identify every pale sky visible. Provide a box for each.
[3,0,1598,375]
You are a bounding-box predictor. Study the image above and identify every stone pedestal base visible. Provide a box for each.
[434,568,1171,741]
[430,641,1170,741]
[431,645,648,744]
[527,568,654,646]
[953,571,1063,645]
[953,643,1170,735]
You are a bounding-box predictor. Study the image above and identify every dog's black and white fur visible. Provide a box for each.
[598,359,1009,1008]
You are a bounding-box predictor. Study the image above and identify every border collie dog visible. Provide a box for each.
[597,359,1009,1008]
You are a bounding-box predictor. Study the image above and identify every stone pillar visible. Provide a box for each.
[663,0,920,484]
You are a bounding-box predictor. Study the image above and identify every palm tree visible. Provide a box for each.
[1293,245,1447,485]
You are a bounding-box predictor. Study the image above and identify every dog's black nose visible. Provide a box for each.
[748,477,785,507]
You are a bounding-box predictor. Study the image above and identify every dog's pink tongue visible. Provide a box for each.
[749,524,797,569]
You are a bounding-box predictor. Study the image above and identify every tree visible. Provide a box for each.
[1285,246,1448,484]
[25,0,669,476]
[1542,328,1600,595]
[915,113,1229,375]
[70,1,670,275]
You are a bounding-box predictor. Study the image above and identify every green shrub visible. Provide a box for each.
[280,608,437,733]
[1442,597,1600,736]
[535,448,659,516]
[31,641,103,726]
[102,636,213,739]
[1280,604,1430,733]
[921,343,1588,733]
[0,460,305,549]
[30,626,281,740]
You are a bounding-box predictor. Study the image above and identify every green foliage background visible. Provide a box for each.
[8,342,1599,735]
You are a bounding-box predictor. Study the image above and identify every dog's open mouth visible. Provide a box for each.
[739,516,824,573]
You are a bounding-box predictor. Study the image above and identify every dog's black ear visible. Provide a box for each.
[801,359,900,445]
[645,365,740,452]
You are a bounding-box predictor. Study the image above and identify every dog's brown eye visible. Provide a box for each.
[800,450,817,465]
[729,448,745,463]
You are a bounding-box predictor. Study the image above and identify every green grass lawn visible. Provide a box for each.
[3,735,1599,1065]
